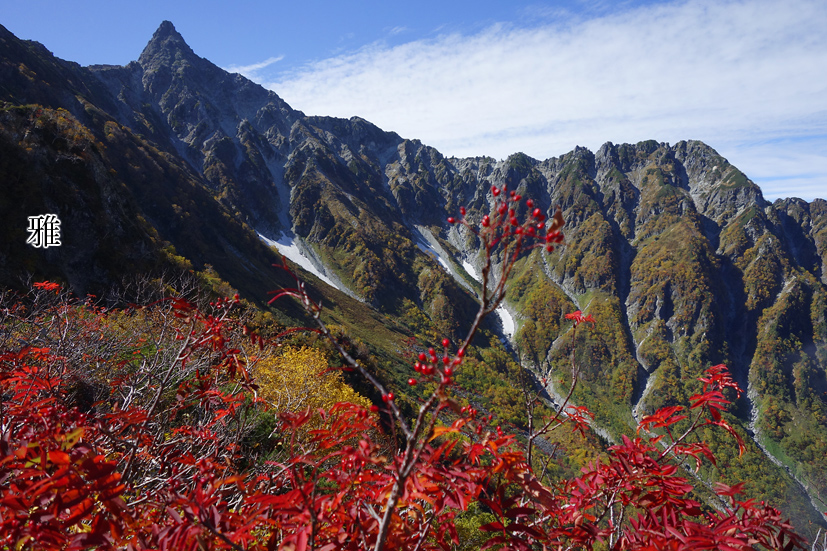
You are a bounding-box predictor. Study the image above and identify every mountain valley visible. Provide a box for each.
[2,20,826,537]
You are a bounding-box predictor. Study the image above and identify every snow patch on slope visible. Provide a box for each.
[411,226,516,340]
[462,260,479,281]
[258,232,358,299]
[415,237,450,271]
[497,305,516,339]
[459,258,515,339]
[412,226,478,293]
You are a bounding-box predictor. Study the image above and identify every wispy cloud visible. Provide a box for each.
[225,56,284,79]
[385,26,408,37]
[265,0,827,201]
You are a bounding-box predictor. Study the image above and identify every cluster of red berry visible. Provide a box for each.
[448,184,564,254]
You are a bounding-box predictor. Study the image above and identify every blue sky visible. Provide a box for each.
[3,0,826,201]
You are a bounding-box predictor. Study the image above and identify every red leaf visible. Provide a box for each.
[47,450,71,465]
[479,521,505,532]
[63,497,95,525]
[504,506,536,519]
[714,482,746,497]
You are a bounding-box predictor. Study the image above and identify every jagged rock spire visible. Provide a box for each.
[138,20,196,68]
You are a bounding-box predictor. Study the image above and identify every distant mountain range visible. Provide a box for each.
[1,20,825,535]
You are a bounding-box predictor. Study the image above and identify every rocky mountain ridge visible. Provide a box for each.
[1,21,826,535]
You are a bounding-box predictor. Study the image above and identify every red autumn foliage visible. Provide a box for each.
[564,310,596,328]
[0,187,810,550]
[32,281,62,293]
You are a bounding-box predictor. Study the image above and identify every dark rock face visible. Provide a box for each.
[1,21,826,532]
[90,21,299,231]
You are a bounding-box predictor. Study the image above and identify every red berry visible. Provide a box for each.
[444,366,453,376]
[447,217,456,224]
[370,405,379,413]
[428,347,436,358]
[387,392,394,401]
[408,378,417,386]
[546,231,563,244]
[533,208,542,218]
[460,206,466,216]
[526,199,534,208]
[492,186,500,196]
[418,352,427,362]
[442,338,450,348]
[482,215,490,227]
[442,355,450,365]
[514,194,522,201]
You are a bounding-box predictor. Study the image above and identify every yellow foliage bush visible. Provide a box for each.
[254,345,371,415]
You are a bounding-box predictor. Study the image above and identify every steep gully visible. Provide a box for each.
[742,276,824,514]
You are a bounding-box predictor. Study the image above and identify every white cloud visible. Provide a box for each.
[225,56,284,79]
[265,0,827,201]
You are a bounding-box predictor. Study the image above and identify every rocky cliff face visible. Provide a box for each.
[90,21,300,232]
[2,21,826,533]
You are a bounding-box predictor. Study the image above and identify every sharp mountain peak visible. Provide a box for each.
[155,20,179,38]
[138,20,197,67]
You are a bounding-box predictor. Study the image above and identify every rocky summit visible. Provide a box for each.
[1,20,826,535]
